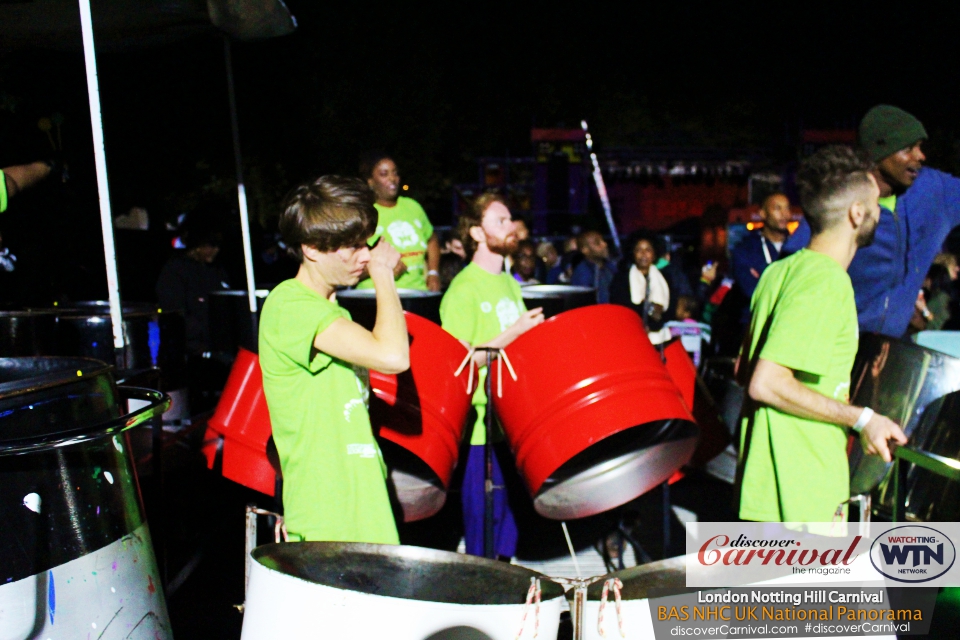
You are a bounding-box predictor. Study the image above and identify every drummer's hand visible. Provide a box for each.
[368,240,401,278]
[515,307,545,335]
[426,272,441,292]
[859,413,907,463]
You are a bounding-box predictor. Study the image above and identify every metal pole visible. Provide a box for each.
[483,349,495,559]
[223,36,259,344]
[581,120,620,253]
[78,0,125,367]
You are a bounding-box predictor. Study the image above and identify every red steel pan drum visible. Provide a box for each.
[202,348,277,496]
[369,312,474,522]
[492,304,698,520]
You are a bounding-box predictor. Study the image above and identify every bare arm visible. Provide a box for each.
[313,242,410,374]
[748,358,907,462]
[3,161,52,198]
[460,307,545,367]
[425,232,441,291]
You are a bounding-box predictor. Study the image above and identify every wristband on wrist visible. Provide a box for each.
[852,407,874,433]
[427,270,439,276]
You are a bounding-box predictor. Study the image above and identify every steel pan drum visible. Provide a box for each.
[849,333,960,506]
[369,312,473,521]
[521,284,596,319]
[202,348,277,496]
[241,542,565,639]
[492,304,698,520]
[208,289,270,354]
[0,357,171,638]
[0,310,59,356]
[337,288,443,329]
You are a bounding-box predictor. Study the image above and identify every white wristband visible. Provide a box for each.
[427,270,439,277]
[852,407,874,433]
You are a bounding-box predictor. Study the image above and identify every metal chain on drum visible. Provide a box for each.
[597,577,625,638]
[515,577,542,639]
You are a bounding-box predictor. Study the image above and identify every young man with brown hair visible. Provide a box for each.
[259,175,409,544]
[738,146,906,524]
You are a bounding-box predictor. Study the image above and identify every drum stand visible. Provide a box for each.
[476,346,503,560]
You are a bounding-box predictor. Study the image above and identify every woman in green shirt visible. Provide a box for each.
[259,176,409,544]
[356,151,441,291]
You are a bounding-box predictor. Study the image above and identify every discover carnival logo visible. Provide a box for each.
[869,525,956,583]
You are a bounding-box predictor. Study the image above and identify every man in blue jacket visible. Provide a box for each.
[731,193,793,301]
[782,105,960,337]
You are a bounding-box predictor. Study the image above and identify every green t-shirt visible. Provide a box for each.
[259,279,398,544]
[737,250,858,524]
[0,169,8,214]
[440,262,526,445]
[356,196,434,290]
[878,194,897,213]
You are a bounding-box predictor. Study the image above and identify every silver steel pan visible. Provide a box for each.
[521,284,596,319]
[849,333,960,518]
[336,288,442,329]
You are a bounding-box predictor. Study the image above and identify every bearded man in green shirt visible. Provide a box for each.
[259,176,410,544]
[737,145,907,525]
[441,192,544,558]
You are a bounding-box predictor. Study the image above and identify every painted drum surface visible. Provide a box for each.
[520,284,596,319]
[337,288,443,329]
[848,332,960,520]
[369,312,473,521]
[491,304,698,520]
[241,542,565,640]
[0,356,171,639]
[202,347,277,496]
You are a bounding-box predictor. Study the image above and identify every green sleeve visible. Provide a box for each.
[757,268,845,378]
[0,170,7,214]
[261,288,344,373]
[440,286,478,345]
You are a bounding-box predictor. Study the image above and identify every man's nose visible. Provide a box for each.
[913,146,926,163]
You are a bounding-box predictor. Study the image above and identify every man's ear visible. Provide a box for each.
[301,244,321,262]
[468,225,485,245]
[849,200,866,228]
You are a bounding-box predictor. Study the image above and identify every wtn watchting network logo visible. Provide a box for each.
[870,525,957,583]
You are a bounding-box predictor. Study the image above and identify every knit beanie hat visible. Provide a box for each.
[859,105,928,163]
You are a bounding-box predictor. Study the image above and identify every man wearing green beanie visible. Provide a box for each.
[782,105,960,337]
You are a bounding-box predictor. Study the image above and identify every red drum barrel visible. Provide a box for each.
[202,348,277,496]
[491,304,698,520]
[369,312,474,522]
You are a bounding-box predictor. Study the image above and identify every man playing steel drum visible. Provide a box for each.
[441,193,544,559]
[259,176,409,543]
[737,146,906,524]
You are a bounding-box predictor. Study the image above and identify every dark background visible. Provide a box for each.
[2,2,960,300]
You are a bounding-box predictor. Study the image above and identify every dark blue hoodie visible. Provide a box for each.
[782,167,960,337]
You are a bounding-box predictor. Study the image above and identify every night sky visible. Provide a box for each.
[2,1,960,300]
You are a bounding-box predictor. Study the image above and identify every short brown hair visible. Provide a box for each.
[795,145,873,235]
[279,175,378,261]
[457,192,508,256]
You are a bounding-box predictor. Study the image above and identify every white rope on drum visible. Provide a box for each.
[597,577,625,638]
[515,577,541,639]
